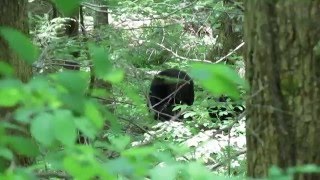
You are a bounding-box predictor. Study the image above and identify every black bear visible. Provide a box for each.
[148,68,194,121]
[208,95,245,122]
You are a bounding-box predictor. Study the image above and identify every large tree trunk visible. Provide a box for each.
[0,0,33,168]
[244,1,320,179]
[0,0,32,82]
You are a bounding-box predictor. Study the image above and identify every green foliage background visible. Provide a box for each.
[0,0,257,179]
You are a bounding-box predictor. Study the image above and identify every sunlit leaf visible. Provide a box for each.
[102,69,124,84]
[0,79,23,107]
[0,27,39,64]
[0,169,36,179]
[122,146,156,158]
[0,61,14,77]
[190,63,248,99]
[183,111,196,118]
[64,156,97,179]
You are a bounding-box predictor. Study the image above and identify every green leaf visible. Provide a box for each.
[89,44,124,83]
[183,111,196,118]
[15,107,43,124]
[104,110,121,133]
[74,117,98,139]
[63,146,110,179]
[268,166,286,178]
[108,135,131,152]
[0,122,25,134]
[0,27,39,64]
[51,71,89,95]
[84,101,104,129]
[89,44,112,77]
[104,157,134,176]
[123,87,144,106]
[0,147,13,160]
[7,136,39,157]
[289,164,320,174]
[0,168,36,179]
[53,110,77,146]
[122,146,156,158]
[186,162,215,179]
[64,156,97,179]
[53,0,82,16]
[0,61,14,77]
[0,79,23,107]
[190,63,248,99]
[60,94,86,114]
[150,163,181,180]
[30,112,55,146]
[102,69,124,84]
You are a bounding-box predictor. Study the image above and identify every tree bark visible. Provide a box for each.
[91,0,112,105]
[94,0,109,28]
[244,0,320,179]
[207,0,243,63]
[0,0,32,82]
[0,0,34,168]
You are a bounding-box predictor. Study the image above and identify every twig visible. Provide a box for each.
[156,43,212,63]
[156,42,245,64]
[215,42,245,63]
[207,149,246,170]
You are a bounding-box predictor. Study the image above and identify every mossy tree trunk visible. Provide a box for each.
[0,0,33,168]
[244,1,320,179]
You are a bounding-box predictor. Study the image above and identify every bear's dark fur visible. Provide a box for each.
[148,69,194,121]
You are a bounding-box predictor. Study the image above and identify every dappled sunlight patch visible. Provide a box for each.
[132,119,246,171]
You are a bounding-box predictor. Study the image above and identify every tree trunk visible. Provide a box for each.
[91,0,112,104]
[244,1,320,179]
[0,0,33,168]
[65,8,80,58]
[207,0,243,63]
[0,0,32,82]
[94,0,109,28]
